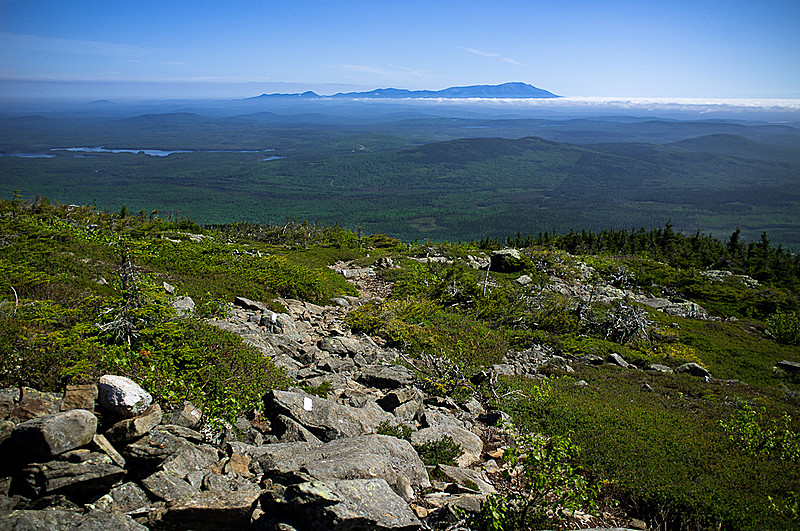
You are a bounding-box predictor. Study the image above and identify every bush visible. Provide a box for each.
[471,426,601,531]
[414,435,463,466]
[766,311,800,346]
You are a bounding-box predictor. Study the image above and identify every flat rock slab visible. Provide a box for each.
[358,365,415,389]
[21,452,126,497]
[105,403,163,443]
[12,409,97,460]
[271,479,422,531]
[435,464,495,495]
[256,434,431,499]
[157,490,262,531]
[265,390,398,441]
[0,509,148,531]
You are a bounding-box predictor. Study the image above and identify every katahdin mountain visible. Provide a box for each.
[250,82,560,100]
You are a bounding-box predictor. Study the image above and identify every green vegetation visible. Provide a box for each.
[0,195,359,421]
[471,426,601,531]
[2,113,799,249]
[1,194,799,529]
[413,435,463,467]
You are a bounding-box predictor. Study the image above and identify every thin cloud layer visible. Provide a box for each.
[461,46,528,68]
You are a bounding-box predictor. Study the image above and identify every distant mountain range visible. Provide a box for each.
[251,82,560,100]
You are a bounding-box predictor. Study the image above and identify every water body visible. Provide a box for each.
[0,153,56,158]
[5,147,284,160]
[52,147,193,157]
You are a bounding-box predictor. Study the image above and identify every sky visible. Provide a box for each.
[0,0,799,100]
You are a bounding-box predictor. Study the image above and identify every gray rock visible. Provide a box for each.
[161,441,220,478]
[92,433,126,467]
[60,384,98,412]
[435,464,495,495]
[377,388,425,423]
[0,387,20,419]
[266,479,422,531]
[646,364,675,374]
[663,299,708,319]
[140,469,200,502]
[97,375,152,417]
[358,365,416,389]
[777,360,800,374]
[675,362,711,378]
[265,390,398,441]
[410,425,483,468]
[104,403,162,443]
[639,297,671,310]
[121,428,189,469]
[0,509,148,531]
[157,490,262,531]
[234,296,268,312]
[607,353,630,368]
[275,414,323,444]
[162,401,203,429]
[21,452,126,497]
[107,481,152,515]
[12,409,98,460]
[257,434,431,499]
[0,419,14,445]
[171,296,195,315]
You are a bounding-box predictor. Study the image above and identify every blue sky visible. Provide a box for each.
[0,0,798,99]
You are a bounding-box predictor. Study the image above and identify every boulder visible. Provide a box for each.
[234,296,268,312]
[172,296,196,315]
[264,479,422,531]
[106,481,151,515]
[12,409,98,460]
[663,299,708,319]
[675,362,711,378]
[0,388,20,419]
[97,375,152,417]
[264,390,398,441]
[607,353,630,368]
[377,388,425,424]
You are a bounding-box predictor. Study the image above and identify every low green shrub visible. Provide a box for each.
[766,311,800,346]
[471,427,601,531]
[375,420,412,440]
[414,435,463,467]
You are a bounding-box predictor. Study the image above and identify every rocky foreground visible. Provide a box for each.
[0,258,722,531]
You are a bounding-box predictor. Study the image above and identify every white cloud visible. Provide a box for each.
[341,63,427,81]
[461,46,497,58]
[462,46,527,68]
[0,31,165,57]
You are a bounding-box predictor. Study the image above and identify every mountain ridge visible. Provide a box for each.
[251,82,559,100]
